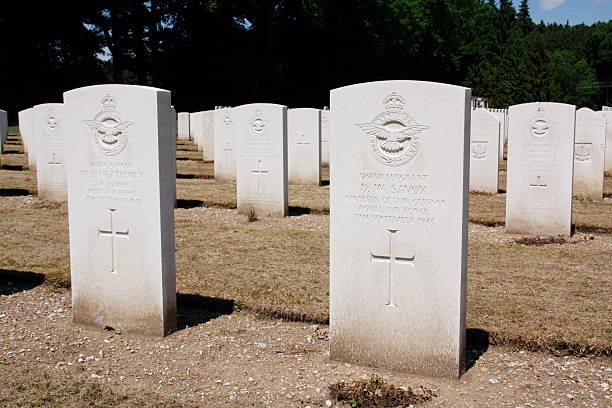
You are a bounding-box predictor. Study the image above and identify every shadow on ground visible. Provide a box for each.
[176,199,204,209]
[466,328,489,371]
[0,269,45,296]
[0,188,30,196]
[289,206,311,216]
[176,293,235,330]
[176,173,213,179]
[0,164,24,171]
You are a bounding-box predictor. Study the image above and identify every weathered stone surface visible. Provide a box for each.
[469,108,500,194]
[329,80,470,378]
[573,108,605,200]
[235,103,288,217]
[321,109,330,167]
[33,103,67,201]
[177,112,190,141]
[63,84,176,337]
[288,108,321,185]
[213,107,236,180]
[506,102,576,236]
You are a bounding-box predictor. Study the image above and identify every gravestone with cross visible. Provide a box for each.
[177,112,190,141]
[288,108,321,185]
[34,103,68,201]
[213,107,236,180]
[573,108,605,201]
[64,84,176,337]
[234,103,288,217]
[506,102,575,236]
[469,108,500,194]
[329,80,470,378]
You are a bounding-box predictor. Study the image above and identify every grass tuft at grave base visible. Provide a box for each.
[1,140,610,359]
[329,376,436,407]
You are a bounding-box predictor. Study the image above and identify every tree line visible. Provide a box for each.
[0,0,609,122]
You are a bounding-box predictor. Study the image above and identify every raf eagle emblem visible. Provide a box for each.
[356,92,429,166]
[84,94,133,156]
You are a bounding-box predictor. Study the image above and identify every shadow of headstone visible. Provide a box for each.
[176,293,235,330]
[0,269,45,296]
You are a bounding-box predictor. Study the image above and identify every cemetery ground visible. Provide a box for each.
[0,134,610,407]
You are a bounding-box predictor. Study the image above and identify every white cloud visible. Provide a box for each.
[540,0,566,11]
[594,0,611,4]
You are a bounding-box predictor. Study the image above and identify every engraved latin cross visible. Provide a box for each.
[370,229,415,307]
[529,176,548,205]
[48,153,61,181]
[296,132,311,162]
[251,160,269,193]
[97,209,130,274]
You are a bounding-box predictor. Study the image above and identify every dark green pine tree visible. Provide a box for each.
[518,0,534,35]
[523,29,559,102]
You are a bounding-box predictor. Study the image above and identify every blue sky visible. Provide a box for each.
[513,0,612,25]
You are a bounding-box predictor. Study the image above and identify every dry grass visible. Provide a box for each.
[329,376,436,407]
[0,367,186,407]
[1,139,611,357]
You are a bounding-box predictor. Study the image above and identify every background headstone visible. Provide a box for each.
[191,111,205,152]
[506,102,576,236]
[18,108,33,156]
[34,103,67,201]
[0,110,7,154]
[321,109,330,167]
[203,110,214,161]
[573,108,605,200]
[288,108,321,185]
[189,112,197,145]
[469,108,500,193]
[601,111,612,173]
[177,112,190,141]
[64,84,176,337]
[213,107,236,180]
[489,109,506,162]
[235,103,288,217]
[330,81,470,378]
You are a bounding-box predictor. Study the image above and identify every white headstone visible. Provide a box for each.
[506,102,576,236]
[573,108,605,200]
[33,103,67,201]
[321,109,330,167]
[63,84,176,336]
[469,108,500,194]
[235,103,288,217]
[329,81,470,378]
[203,110,214,161]
[288,108,321,185]
[18,108,33,156]
[601,111,612,173]
[190,111,205,152]
[189,112,197,145]
[0,110,7,154]
[213,107,236,180]
[489,109,506,162]
[177,112,190,141]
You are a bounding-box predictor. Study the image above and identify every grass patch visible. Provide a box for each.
[329,376,436,407]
